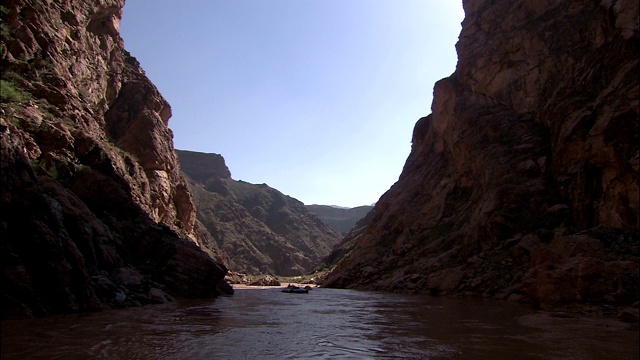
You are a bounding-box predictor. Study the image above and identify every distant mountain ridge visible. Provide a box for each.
[177,150,342,276]
[306,204,374,235]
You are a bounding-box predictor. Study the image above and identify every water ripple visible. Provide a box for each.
[2,288,638,359]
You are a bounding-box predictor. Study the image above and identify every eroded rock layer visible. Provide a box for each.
[324,0,639,310]
[1,0,226,318]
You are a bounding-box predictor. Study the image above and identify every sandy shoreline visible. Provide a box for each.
[230,283,316,290]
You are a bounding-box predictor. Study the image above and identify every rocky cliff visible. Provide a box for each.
[177,150,342,276]
[324,0,639,312]
[1,0,226,318]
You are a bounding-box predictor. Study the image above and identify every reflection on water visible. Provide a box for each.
[2,288,638,359]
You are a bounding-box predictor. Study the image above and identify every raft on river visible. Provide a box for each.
[281,285,312,293]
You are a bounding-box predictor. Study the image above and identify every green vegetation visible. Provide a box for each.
[29,158,60,179]
[312,262,331,272]
[0,5,11,41]
[278,273,318,283]
[76,164,92,174]
[0,79,30,103]
[1,68,31,104]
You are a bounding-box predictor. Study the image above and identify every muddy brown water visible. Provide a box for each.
[2,288,638,359]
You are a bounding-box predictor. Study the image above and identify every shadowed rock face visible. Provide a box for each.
[177,150,342,277]
[1,0,225,318]
[324,0,639,310]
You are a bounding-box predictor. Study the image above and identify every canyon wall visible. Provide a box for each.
[177,150,342,277]
[324,0,639,311]
[1,0,226,318]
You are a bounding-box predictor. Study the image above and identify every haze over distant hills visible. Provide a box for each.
[306,204,374,235]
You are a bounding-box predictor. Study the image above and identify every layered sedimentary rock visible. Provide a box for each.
[1,0,226,318]
[324,0,639,310]
[177,150,342,276]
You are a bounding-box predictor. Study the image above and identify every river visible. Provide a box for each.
[2,287,637,359]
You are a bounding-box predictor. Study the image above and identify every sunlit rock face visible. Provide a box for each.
[324,0,639,310]
[1,0,226,318]
[177,150,342,277]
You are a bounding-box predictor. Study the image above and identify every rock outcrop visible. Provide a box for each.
[324,0,639,311]
[321,208,376,271]
[177,150,342,276]
[1,0,226,318]
[306,204,373,235]
[248,275,281,287]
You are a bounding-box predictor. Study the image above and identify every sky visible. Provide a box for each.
[120,1,464,208]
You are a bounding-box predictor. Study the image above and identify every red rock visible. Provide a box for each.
[0,0,227,318]
[324,0,639,311]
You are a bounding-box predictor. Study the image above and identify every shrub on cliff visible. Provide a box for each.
[0,79,29,103]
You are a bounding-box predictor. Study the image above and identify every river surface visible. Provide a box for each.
[2,288,638,359]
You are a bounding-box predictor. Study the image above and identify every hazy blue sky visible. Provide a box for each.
[120,1,464,207]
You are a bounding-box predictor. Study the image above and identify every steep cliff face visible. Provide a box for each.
[1,0,226,318]
[177,150,342,276]
[325,0,639,310]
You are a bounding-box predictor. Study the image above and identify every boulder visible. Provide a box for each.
[617,308,639,323]
[249,275,281,286]
[217,279,235,295]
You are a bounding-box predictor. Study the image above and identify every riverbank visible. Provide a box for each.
[230,283,316,290]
